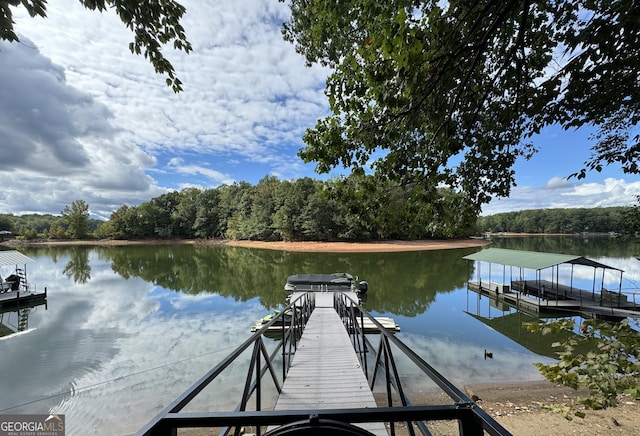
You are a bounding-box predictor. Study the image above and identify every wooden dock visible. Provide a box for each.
[271,293,388,435]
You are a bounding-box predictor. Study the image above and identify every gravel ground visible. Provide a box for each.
[401,380,640,436]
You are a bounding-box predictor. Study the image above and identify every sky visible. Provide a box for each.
[1,0,638,220]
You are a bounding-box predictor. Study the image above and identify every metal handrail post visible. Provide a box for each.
[383,336,395,436]
[239,340,261,412]
[281,318,286,381]
[361,309,367,377]
[255,342,261,436]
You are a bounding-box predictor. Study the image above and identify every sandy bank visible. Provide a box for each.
[3,238,490,252]
[220,238,489,252]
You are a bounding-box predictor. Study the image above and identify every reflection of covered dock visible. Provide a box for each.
[464,248,638,320]
[0,300,46,339]
[464,311,593,359]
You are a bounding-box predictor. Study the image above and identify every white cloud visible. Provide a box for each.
[483,178,640,216]
[12,0,330,161]
[0,38,166,219]
[167,158,235,185]
[1,0,332,219]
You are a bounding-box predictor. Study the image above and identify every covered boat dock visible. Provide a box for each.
[463,248,637,320]
[0,250,47,309]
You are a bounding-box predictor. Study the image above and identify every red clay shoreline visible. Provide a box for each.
[3,238,491,252]
[219,238,490,252]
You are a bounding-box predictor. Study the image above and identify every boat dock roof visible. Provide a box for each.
[463,247,621,271]
[0,250,34,268]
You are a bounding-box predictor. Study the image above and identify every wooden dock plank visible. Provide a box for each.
[273,306,387,435]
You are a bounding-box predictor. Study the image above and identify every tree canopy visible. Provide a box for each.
[1,0,192,92]
[62,199,90,239]
[282,0,640,211]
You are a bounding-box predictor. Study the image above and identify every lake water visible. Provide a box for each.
[0,236,638,435]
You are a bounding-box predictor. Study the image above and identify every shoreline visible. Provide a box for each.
[219,238,490,252]
[2,237,491,252]
[378,379,638,435]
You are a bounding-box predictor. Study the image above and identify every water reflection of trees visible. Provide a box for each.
[344,248,478,316]
[90,245,476,315]
[19,237,633,316]
[24,246,92,284]
[62,248,91,284]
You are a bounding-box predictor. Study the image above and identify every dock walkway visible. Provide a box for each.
[272,293,387,435]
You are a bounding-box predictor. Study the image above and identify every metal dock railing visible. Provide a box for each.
[138,291,511,436]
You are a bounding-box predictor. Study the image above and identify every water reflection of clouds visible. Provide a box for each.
[58,281,267,434]
[395,289,558,388]
[1,254,268,435]
[557,257,640,292]
[149,286,262,316]
[6,246,634,434]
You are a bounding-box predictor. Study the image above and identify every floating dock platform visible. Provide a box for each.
[0,289,47,309]
[252,291,400,333]
[467,280,639,320]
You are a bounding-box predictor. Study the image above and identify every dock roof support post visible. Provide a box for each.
[519,267,523,290]
[570,264,574,297]
[618,271,623,308]
[600,268,606,306]
[552,265,556,305]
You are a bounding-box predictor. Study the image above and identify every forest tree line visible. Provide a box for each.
[1,175,479,241]
[478,207,634,234]
[1,176,637,242]
[94,175,478,241]
[0,201,101,240]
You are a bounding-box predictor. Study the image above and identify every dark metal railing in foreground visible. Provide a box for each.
[137,292,315,436]
[334,292,511,436]
[138,291,511,436]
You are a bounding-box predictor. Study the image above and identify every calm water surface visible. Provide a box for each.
[0,236,638,434]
